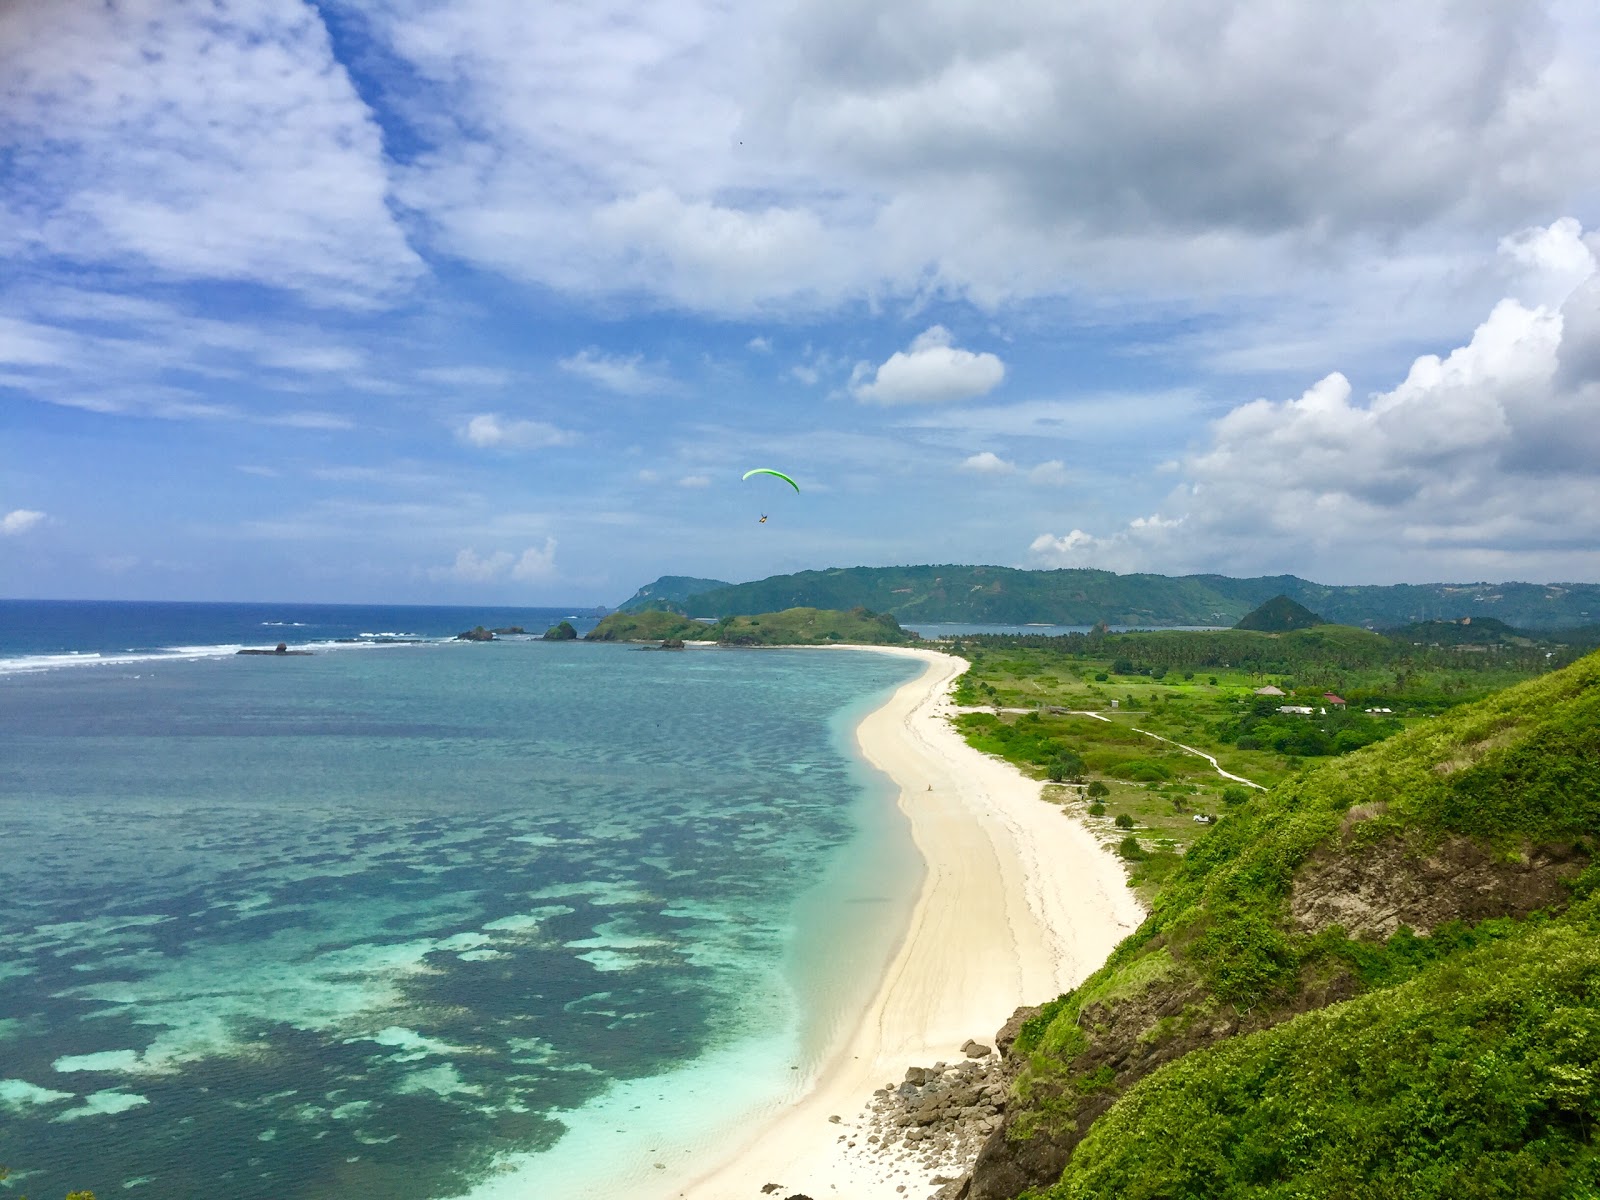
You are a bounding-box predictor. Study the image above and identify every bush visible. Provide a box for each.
[1221,784,1252,806]
[1046,763,1068,782]
[1086,780,1110,798]
[1094,672,1109,681]
[1118,835,1147,860]
[1184,671,1195,681]
[1208,676,1219,686]
[1088,802,1107,816]
[1114,813,1135,829]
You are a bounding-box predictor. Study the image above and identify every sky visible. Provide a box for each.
[2,0,1599,605]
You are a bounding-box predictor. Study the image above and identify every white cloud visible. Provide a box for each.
[346,0,1597,332]
[1029,529,1099,562]
[558,348,670,395]
[747,336,772,353]
[0,0,422,304]
[429,548,514,583]
[853,327,1006,405]
[511,538,559,581]
[1030,219,1600,580]
[2,509,46,536]
[459,413,578,449]
[1028,460,1069,485]
[960,451,1015,475]
[678,474,712,488]
[427,540,560,584]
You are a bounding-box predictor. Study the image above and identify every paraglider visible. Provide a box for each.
[743,469,797,526]
[741,468,799,492]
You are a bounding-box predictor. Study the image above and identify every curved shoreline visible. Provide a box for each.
[674,647,1144,1200]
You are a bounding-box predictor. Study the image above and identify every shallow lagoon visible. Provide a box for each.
[0,640,920,1198]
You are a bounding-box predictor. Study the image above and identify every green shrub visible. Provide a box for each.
[1094,671,1109,681]
[1088,802,1107,816]
[1221,784,1251,806]
[1114,813,1134,829]
[1118,835,1147,860]
[1086,780,1110,798]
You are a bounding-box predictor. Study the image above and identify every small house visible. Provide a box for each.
[1278,704,1315,715]
[1323,693,1347,707]
[1254,685,1286,696]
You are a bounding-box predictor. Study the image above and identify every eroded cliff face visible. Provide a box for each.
[1287,832,1585,939]
[958,830,1590,1200]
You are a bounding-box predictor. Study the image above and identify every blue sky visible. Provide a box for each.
[3,1,1599,605]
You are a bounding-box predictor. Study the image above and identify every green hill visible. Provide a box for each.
[585,606,916,646]
[615,575,733,613]
[714,606,916,646]
[1233,594,1327,631]
[620,565,1600,629]
[584,611,709,642]
[963,649,1600,1200]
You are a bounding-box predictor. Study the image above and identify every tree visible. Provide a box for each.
[1114,813,1135,829]
[1086,780,1110,798]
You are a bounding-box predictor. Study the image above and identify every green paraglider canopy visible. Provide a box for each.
[741,468,799,492]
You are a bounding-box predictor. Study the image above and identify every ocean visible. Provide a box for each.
[0,602,923,1199]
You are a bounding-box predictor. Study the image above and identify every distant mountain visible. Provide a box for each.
[616,575,733,613]
[619,565,1600,629]
[1234,594,1327,631]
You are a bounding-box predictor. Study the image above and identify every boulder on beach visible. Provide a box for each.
[455,626,496,641]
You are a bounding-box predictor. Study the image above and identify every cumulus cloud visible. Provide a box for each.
[459,413,578,449]
[344,0,1597,325]
[853,327,1005,405]
[559,349,669,395]
[1029,219,1600,580]
[0,0,422,304]
[429,540,558,583]
[960,451,1015,474]
[2,509,46,535]
[429,548,512,582]
[1029,460,1069,485]
[511,538,559,581]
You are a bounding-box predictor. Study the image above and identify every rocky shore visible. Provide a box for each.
[758,1008,1037,1200]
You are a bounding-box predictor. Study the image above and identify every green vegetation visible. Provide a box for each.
[542,620,578,640]
[584,610,709,642]
[585,606,916,646]
[712,606,915,646]
[1233,593,1326,631]
[614,574,733,613]
[983,649,1600,1200]
[0,1166,94,1199]
[621,564,1600,628]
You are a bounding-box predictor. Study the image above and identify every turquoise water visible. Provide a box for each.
[0,640,922,1198]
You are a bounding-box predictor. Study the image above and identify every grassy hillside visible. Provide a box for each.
[964,649,1600,1200]
[585,606,916,646]
[584,610,709,641]
[715,606,916,646]
[625,565,1600,628]
[614,575,733,613]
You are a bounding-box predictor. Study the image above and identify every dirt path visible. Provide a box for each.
[952,705,1265,790]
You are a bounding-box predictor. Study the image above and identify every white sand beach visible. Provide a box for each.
[673,647,1145,1200]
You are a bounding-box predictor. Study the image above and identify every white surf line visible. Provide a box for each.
[950,705,1265,790]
